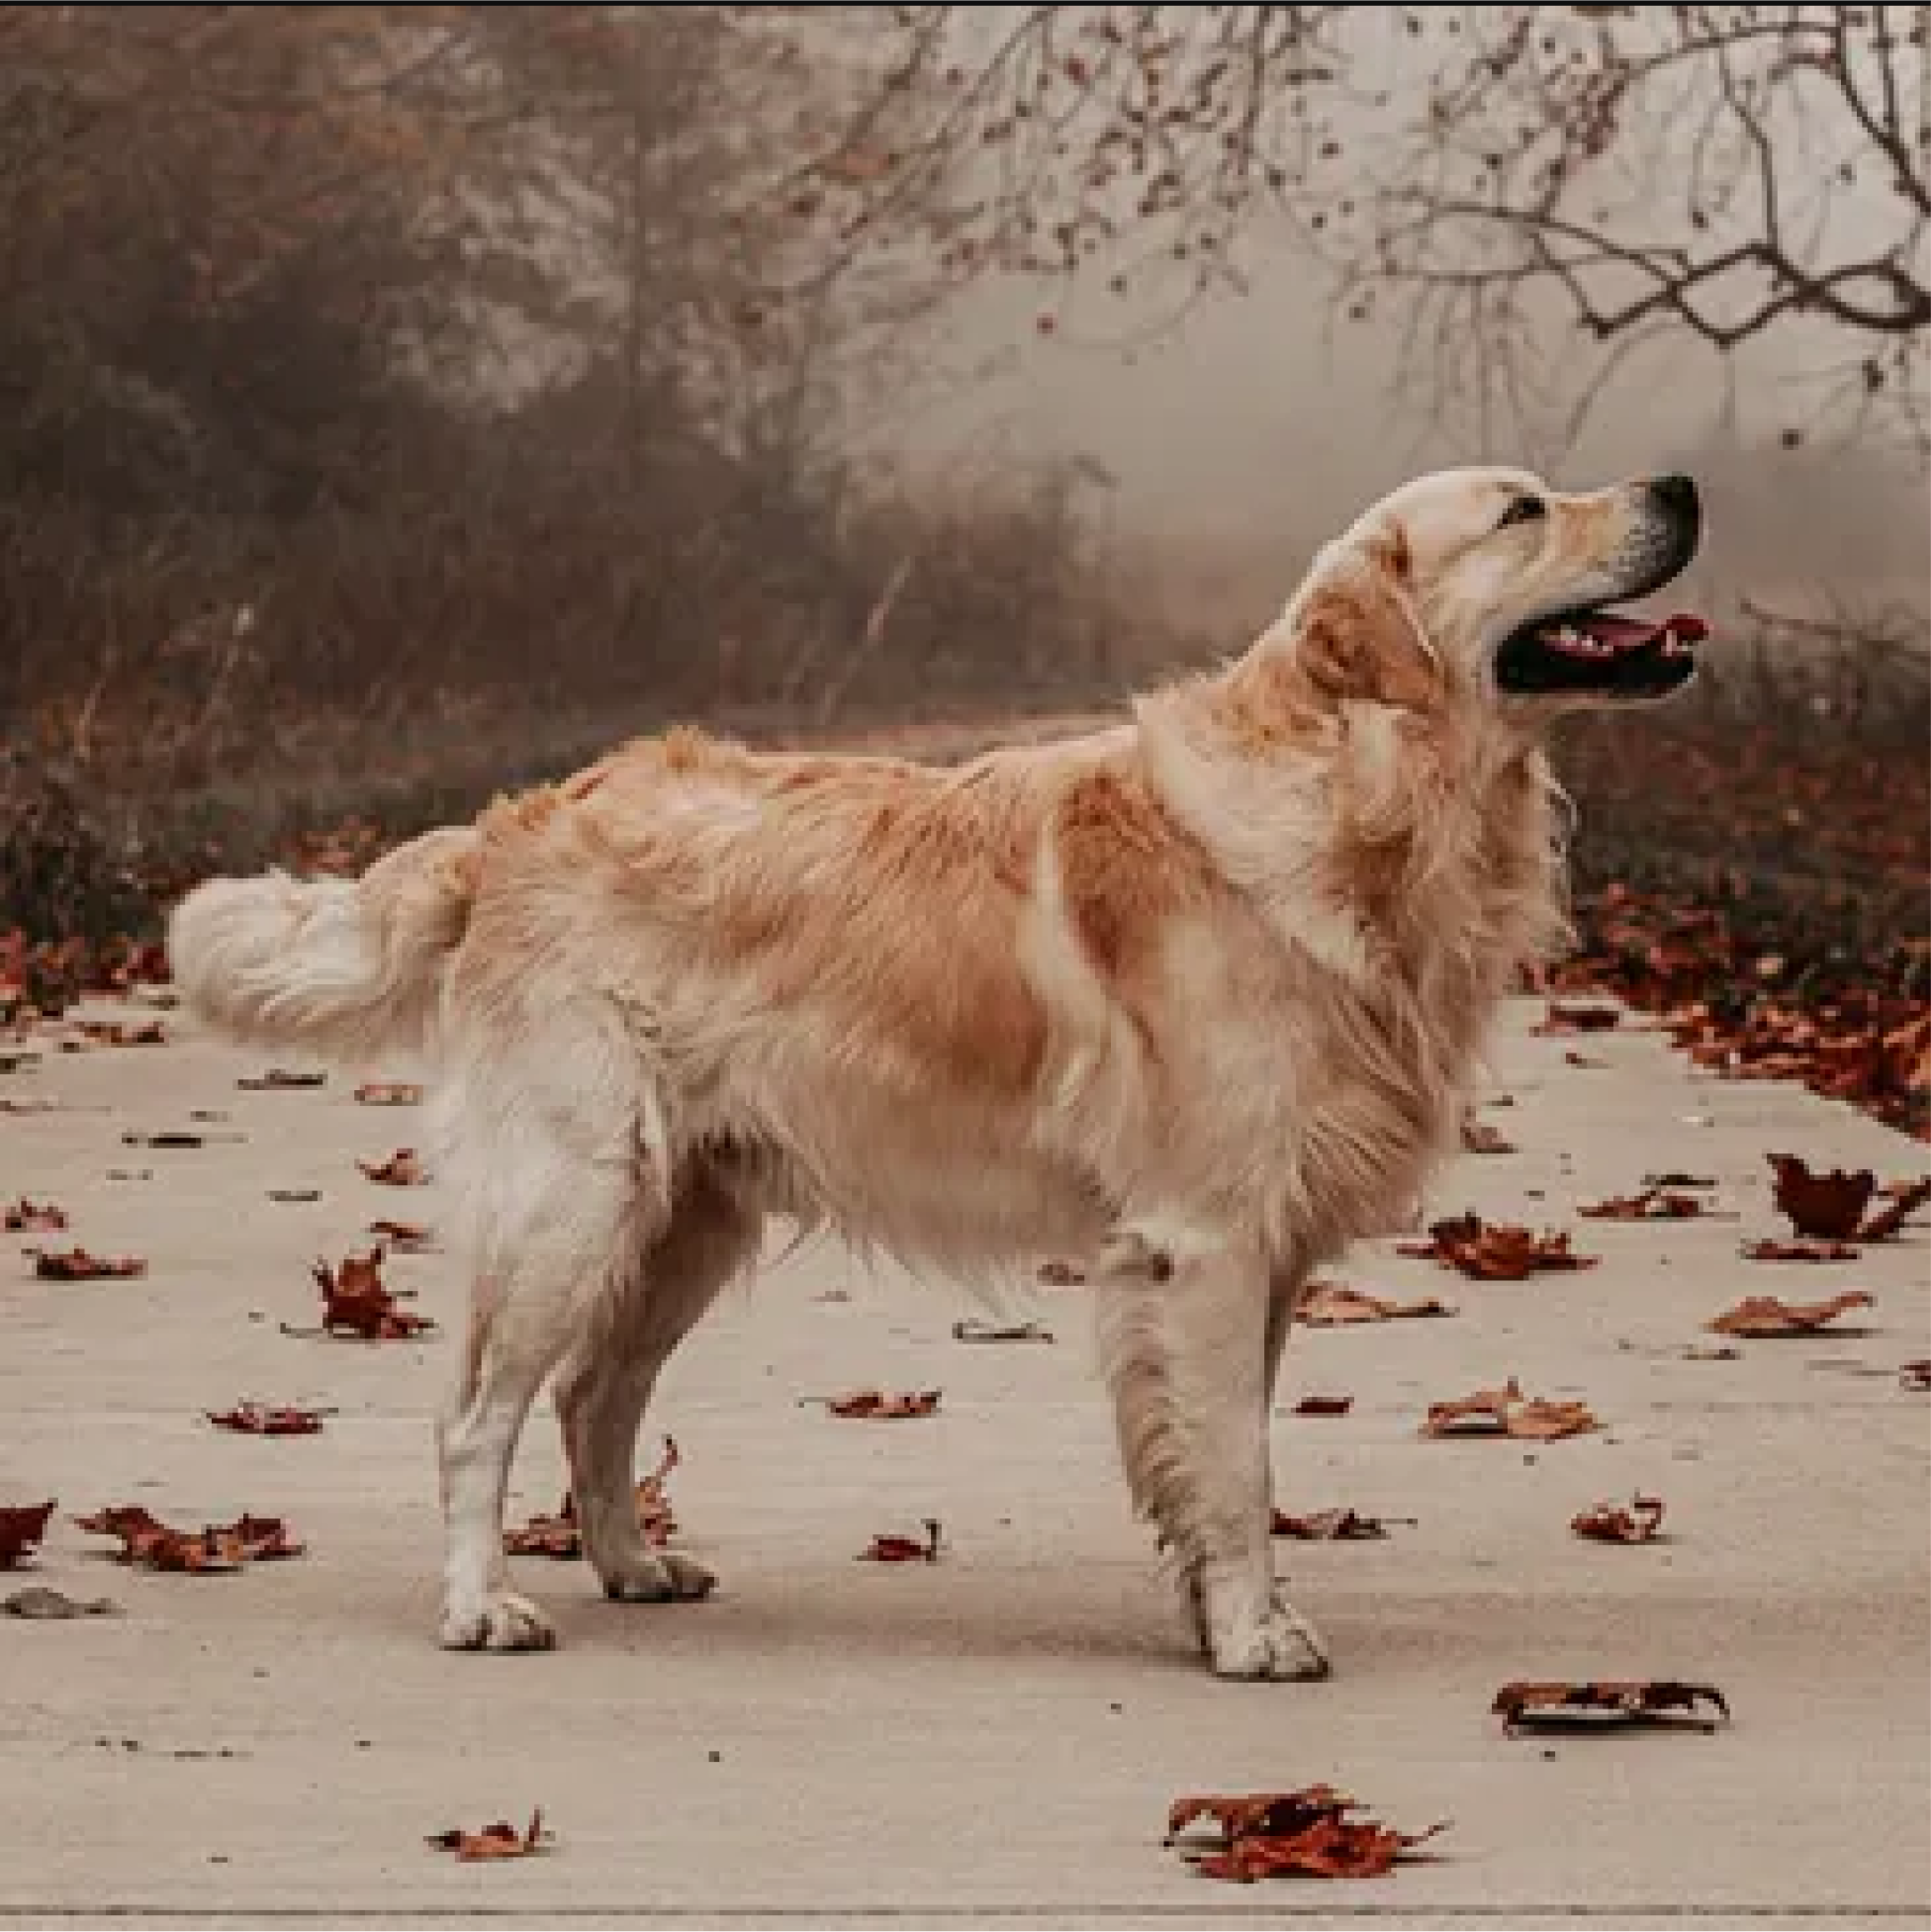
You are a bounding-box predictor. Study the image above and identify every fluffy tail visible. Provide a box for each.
[166,825,480,1065]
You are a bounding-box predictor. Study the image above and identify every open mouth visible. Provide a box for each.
[1494,607,1708,698]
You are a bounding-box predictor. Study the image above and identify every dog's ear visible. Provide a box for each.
[1295,526,1439,711]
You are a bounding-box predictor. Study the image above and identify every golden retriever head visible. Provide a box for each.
[1292,467,1704,718]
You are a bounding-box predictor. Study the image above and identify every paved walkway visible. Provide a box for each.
[2,991,1926,1925]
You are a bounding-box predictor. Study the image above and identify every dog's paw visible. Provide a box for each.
[439,1588,557,1653]
[599,1549,715,1604]
[1207,1592,1332,1682]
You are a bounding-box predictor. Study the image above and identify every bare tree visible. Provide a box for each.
[782,5,1931,450]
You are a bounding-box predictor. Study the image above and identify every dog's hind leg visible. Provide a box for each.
[1096,1228,1329,1683]
[437,1136,646,1654]
[553,1162,761,1608]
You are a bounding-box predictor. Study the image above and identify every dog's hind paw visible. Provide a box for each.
[1208,1593,1332,1683]
[599,1549,716,1604]
[439,1588,557,1653]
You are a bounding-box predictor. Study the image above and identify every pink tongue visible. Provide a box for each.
[1583,611,1707,651]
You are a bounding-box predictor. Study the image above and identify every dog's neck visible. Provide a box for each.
[1134,614,1570,1014]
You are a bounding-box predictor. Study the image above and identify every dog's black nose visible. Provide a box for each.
[1648,473,1700,521]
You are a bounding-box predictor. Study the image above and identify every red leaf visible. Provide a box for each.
[1398,1214,1597,1280]
[858,1519,943,1562]
[1740,1237,1860,1263]
[206,1403,327,1436]
[1532,1000,1621,1035]
[824,1388,941,1419]
[1571,1494,1665,1543]
[33,1247,146,1280]
[74,1505,303,1571]
[1768,1152,1876,1241]
[427,1808,548,1861]
[1292,1394,1353,1418]
[1166,1787,1447,1882]
[307,1250,435,1340]
[0,1499,55,1570]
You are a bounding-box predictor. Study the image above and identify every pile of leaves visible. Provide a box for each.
[1165,1787,1447,1883]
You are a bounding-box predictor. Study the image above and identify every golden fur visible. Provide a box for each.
[168,466,1700,1678]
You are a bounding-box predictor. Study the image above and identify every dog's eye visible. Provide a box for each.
[1496,495,1547,531]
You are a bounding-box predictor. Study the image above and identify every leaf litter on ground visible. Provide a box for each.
[952,1317,1054,1343]
[0,1500,55,1569]
[1298,1282,1457,1326]
[74,1506,304,1572]
[1707,1290,1875,1338]
[1740,1237,1861,1263]
[505,1437,680,1557]
[427,1809,549,1862]
[859,1519,943,1563]
[1398,1214,1598,1281]
[235,1068,325,1091]
[33,1247,146,1280]
[1423,1378,1598,1440]
[206,1403,330,1436]
[1768,1152,1875,1242]
[5,1197,67,1233]
[291,1250,435,1341]
[358,1148,427,1186]
[1492,1680,1728,1734]
[818,1389,941,1419]
[1578,1186,1720,1221]
[1271,1508,1413,1540]
[1165,1787,1448,1883]
[1571,1494,1666,1543]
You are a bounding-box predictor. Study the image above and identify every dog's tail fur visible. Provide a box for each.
[167,826,480,1065]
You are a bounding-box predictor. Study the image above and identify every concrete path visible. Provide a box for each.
[2,991,1927,1927]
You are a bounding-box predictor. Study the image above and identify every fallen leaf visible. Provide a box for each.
[206,1403,328,1437]
[267,1188,322,1204]
[358,1148,426,1186]
[1768,1152,1876,1241]
[33,1247,146,1281]
[1857,1174,1931,1242]
[236,1069,325,1091]
[0,1500,55,1569]
[1037,1259,1085,1286]
[427,1809,548,1862]
[1165,1787,1448,1883]
[1578,1187,1708,1220]
[355,1081,422,1106]
[505,1437,681,1557]
[1645,1170,1716,1188]
[5,1197,67,1233]
[1292,1394,1353,1418]
[368,1217,435,1252]
[74,1505,304,1571]
[952,1317,1054,1343]
[122,1131,208,1149]
[823,1389,941,1419]
[1707,1290,1875,1337]
[1571,1494,1666,1543]
[1533,1000,1621,1035]
[1899,1360,1931,1392]
[1271,1508,1412,1540]
[1460,1116,1517,1154]
[858,1519,943,1562]
[1492,1680,1728,1733]
[66,1019,167,1049]
[302,1251,436,1340]
[1564,1050,1611,1069]
[4,1586,121,1618]
[1423,1378,1598,1440]
[1740,1238,1860,1263]
[1299,1283,1456,1326]
[1398,1214,1598,1280]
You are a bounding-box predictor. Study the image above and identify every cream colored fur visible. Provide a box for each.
[168,465,1700,1678]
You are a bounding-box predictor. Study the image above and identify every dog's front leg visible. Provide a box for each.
[1096,1229,1330,1682]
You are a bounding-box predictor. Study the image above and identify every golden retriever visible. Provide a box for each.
[168,465,1704,1679]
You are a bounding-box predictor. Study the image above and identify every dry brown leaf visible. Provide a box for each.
[427,1809,548,1862]
[358,1148,426,1186]
[1492,1680,1728,1733]
[1460,1116,1517,1155]
[302,1250,435,1341]
[1165,1786,1448,1883]
[367,1217,435,1252]
[1899,1360,1931,1392]
[823,1389,941,1419]
[1292,1394,1353,1418]
[236,1068,325,1091]
[1707,1290,1875,1337]
[1422,1378,1598,1440]
[858,1518,943,1563]
[0,1500,55,1570]
[1299,1283,1457,1326]
[952,1317,1054,1343]
[1533,1000,1622,1035]
[355,1081,423,1106]
[1271,1508,1412,1540]
[1571,1494,1666,1543]
[505,1437,680,1557]
[4,1197,67,1233]
[74,1505,304,1571]
[1857,1174,1931,1242]
[1740,1237,1860,1263]
[66,1019,167,1050]
[206,1403,328,1436]
[1768,1152,1876,1241]
[33,1247,146,1281]
[1398,1214,1598,1281]
[1578,1187,1706,1221]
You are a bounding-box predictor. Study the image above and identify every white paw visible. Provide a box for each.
[439,1588,557,1652]
[598,1549,716,1604]
[1208,1592,1332,1682]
